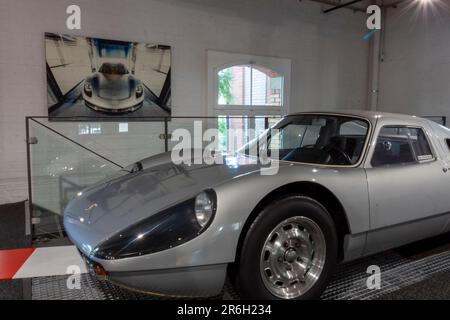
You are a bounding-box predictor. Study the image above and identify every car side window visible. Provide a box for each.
[445,139,450,151]
[409,128,433,161]
[371,126,434,167]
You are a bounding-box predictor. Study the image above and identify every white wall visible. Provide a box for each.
[378,2,450,121]
[0,0,369,204]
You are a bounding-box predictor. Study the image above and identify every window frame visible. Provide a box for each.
[207,51,291,118]
[207,51,291,152]
[370,125,436,168]
[216,64,284,109]
[213,63,285,118]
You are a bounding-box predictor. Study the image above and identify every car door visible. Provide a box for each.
[364,122,450,255]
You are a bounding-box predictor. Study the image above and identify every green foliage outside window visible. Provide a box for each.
[218,116,228,151]
[218,69,233,105]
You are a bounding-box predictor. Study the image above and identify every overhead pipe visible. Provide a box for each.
[303,0,367,13]
[382,0,410,9]
[304,0,410,13]
[323,0,367,13]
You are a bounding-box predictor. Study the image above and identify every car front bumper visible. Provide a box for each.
[82,90,145,113]
[85,100,143,114]
[78,249,227,297]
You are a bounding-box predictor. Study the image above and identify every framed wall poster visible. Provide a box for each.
[45,33,171,119]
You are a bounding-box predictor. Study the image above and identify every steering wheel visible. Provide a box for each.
[321,145,352,165]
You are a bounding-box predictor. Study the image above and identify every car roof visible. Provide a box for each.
[289,109,419,121]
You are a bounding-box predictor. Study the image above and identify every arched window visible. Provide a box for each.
[217,65,284,107]
[207,52,291,152]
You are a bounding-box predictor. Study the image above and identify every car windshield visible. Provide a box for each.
[99,62,129,75]
[240,114,370,166]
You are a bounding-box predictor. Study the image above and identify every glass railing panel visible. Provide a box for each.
[29,118,166,242]
[167,116,282,154]
[28,116,280,243]
[29,121,120,241]
[31,119,166,167]
[167,117,217,151]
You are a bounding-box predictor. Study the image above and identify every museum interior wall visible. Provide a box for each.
[378,3,450,122]
[0,0,368,204]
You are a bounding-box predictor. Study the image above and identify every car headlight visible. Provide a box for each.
[195,191,215,228]
[91,190,216,260]
[136,84,143,98]
[84,82,92,97]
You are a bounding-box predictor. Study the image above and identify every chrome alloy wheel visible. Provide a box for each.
[259,216,326,299]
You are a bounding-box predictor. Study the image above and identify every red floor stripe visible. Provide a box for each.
[0,248,35,280]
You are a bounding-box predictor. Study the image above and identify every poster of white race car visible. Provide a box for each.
[45,33,171,118]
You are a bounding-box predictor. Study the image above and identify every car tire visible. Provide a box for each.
[237,195,338,300]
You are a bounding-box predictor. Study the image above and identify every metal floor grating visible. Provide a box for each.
[31,248,450,300]
[321,250,450,300]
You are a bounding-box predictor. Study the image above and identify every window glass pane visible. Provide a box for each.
[217,116,249,152]
[372,127,415,167]
[257,115,368,165]
[78,123,102,135]
[244,67,251,105]
[118,123,129,133]
[78,124,90,135]
[89,123,102,134]
[255,117,267,138]
[251,68,267,106]
[218,66,250,105]
[252,66,283,106]
[217,116,228,152]
[269,124,321,151]
[217,65,283,106]
[408,128,433,160]
[340,120,369,136]
[218,116,283,153]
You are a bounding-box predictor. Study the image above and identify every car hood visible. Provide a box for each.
[91,73,136,100]
[63,151,264,255]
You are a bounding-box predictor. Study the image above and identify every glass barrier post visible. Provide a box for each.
[25,116,34,238]
[164,117,169,152]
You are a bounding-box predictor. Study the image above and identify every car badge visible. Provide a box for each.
[85,203,98,212]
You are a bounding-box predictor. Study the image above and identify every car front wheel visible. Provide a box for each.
[237,195,337,300]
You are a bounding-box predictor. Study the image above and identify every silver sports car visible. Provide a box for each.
[64,111,450,299]
[82,62,144,113]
